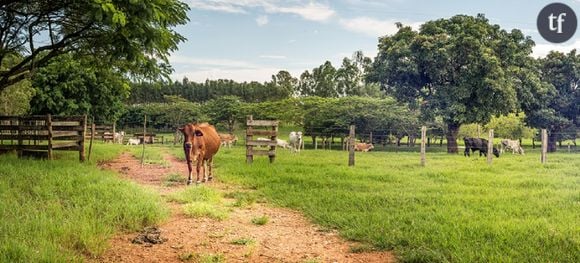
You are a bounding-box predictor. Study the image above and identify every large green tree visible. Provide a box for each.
[521,50,580,151]
[367,15,535,153]
[0,0,189,91]
[29,55,129,122]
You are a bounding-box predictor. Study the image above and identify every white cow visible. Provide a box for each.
[501,139,524,155]
[289,131,303,153]
[276,139,291,149]
[114,131,125,144]
[127,138,141,145]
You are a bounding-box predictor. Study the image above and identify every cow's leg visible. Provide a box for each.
[195,159,203,184]
[464,147,470,157]
[184,143,194,185]
[207,158,213,181]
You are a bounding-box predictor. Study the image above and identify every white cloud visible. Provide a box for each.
[184,0,247,13]
[184,0,335,22]
[169,55,257,69]
[533,39,580,57]
[259,55,287,59]
[256,15,269,26]
[264,2,335,22]
[339,17,422,37]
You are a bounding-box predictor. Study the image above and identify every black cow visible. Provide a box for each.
[463,137,500,158]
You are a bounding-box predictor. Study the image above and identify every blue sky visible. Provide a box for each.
[169,0,580,82]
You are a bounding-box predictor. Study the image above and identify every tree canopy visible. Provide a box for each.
[0,0,189,91]
[367,14,535,153]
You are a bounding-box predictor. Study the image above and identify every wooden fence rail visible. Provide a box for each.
[0,115,86,161]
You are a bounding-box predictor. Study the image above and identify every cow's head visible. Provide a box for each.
[493,147,500,158]
[179,124,205,162]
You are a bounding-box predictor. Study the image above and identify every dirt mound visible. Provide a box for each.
[131,226,168,246]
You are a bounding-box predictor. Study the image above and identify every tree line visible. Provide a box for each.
[1,3,578,152]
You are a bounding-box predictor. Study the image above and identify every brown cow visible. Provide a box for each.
[354,143,374,152]
[179,123,221,185]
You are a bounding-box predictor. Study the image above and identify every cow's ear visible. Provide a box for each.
[195,130,204,136]
[178,127,185,133]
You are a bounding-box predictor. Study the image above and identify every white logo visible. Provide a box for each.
[548,13,567,33]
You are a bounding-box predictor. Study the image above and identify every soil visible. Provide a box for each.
[92,152,395,263]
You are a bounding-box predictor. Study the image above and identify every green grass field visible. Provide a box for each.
[0,144,168,262]
[197,146,580,262]
[1,140,578,262]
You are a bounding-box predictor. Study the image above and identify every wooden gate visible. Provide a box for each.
[245,115,278,163]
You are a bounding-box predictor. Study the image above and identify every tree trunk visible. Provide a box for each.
[446,122,460,154]
[548,131,558,152]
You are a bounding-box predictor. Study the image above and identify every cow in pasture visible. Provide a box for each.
[114,131,125,144]
[501,139,524,155]
[179,123,221,185]
[127,138,141,145]
[463,137,500,158]
[289,131,303,153]
[354,143,374,152]
[219,133,238,148]
[276,138,291,149]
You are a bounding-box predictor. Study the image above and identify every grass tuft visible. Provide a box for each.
[167,186,221,204]
[230,237,255,245]
[163,173,186,186]
[183,202,229,220]
[251,215,269,225]
[225,191,259,207]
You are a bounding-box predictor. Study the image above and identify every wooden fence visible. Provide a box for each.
[86,123,115,142]
[246,115,278,164]
[0,115,86,161]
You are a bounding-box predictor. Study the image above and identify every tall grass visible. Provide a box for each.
[206,147,580,262]
[0,145,168,262]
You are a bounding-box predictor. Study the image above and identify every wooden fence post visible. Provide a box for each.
[88,121,95,161]
[112,122,116,144]
[46,114,53,160]
[80,115,86,162]
[269,122,277,163]
[348,125,355,166]
[246,115,253,164]
[141,114,146,167]
[420,126,426,167]
[541,129,547,164]
[487,129,494,165]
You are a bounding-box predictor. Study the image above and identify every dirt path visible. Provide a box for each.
[94,152,395,263]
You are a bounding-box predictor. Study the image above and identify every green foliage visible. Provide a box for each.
[302,96,419,138]
[204,95,242,133]
[520,50,580,151]
[485,114,536,139]
[251,215,270,226]
[0,151,168,262]
[0,79,34,115]
[368,15,536,152]
[209,147,580,262]
[29,54,129,122]
[119,100,206,129]
[0,0,189,90]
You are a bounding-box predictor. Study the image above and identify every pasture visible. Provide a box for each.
[190,146,580,262]
[1,140,578,262]
[0,145,168,262]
